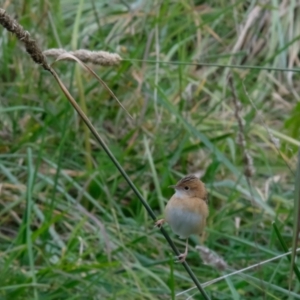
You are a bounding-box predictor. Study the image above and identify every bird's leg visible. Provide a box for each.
[176,239,189,263]
[155,219,165,228]
[200,231,206,244]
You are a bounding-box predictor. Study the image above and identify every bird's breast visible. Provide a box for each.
[165,206,204,238]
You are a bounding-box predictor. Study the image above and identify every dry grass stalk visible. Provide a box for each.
[232,5,262,54]
[241,81,295,177]
[229,76,255,177]
[0,9,51,72]
[43,48,122,66]
[0,10,121,68]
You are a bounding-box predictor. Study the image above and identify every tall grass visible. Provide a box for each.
[1,1,300,299]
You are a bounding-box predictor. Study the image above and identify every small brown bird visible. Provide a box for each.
[155,175,209,262]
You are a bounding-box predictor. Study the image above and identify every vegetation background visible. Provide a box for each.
[0,0,300,299]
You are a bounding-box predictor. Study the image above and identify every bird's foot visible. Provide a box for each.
[175,252,187,263]
[155,219,165,228]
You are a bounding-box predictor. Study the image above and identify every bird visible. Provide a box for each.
[155,175,209,262]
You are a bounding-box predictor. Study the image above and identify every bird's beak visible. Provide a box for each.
[168,185,177,189]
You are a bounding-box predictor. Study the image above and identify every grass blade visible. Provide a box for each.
[290,148,300,288]
[272,222,300,285]
[25,148,38,300]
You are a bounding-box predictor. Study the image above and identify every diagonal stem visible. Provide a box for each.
[50,67,210,300]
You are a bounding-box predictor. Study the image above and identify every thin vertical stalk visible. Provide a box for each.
[272,222,300,282]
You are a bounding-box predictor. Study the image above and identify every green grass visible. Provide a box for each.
[1,1,300,299]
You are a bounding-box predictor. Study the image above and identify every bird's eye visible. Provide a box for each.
[184,186,189,190]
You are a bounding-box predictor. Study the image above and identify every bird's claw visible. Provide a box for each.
[175,253,187,263]
[155,219,165,228]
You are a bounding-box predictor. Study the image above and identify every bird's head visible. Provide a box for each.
[169,175,207,201]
